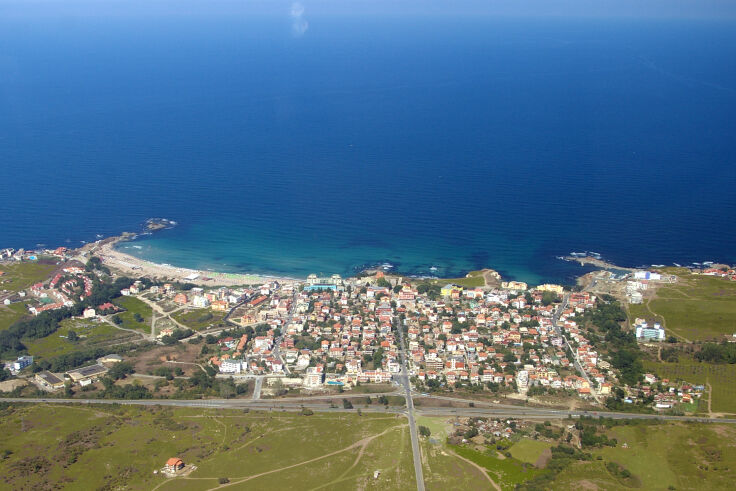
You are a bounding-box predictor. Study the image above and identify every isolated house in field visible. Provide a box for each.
[165,458,184,472]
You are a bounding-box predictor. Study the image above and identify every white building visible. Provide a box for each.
[219,359,244,374]
[635,322,666,341]
[192,296,210,308]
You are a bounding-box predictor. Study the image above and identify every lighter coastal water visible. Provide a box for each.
[2,1,736,284]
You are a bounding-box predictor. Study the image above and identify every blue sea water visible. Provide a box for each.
[2,1,736,284]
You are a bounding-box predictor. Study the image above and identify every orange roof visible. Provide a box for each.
[166,458,183,466]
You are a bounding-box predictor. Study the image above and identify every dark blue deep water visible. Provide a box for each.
[2,1,736,284]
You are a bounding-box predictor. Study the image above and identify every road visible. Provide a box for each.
[5,397,736,425]
[395,315,425,491]
[270,287,296,375]
[552,292,602,403]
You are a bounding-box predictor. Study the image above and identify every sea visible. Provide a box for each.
[2,1,735,285]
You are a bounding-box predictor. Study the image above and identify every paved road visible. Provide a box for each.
[553,292,601,403]
[396,317,425,491]
[271,287,296,375]
[5,397,736,424]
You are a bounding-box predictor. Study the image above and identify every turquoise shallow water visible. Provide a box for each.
[2,2,736,284]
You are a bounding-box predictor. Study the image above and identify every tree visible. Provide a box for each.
[107,361,134,380]
[133,313,144,323]
[418,425,431,437]
[342,398,354,409]
[464,427,479,439]
[67,331,79,342]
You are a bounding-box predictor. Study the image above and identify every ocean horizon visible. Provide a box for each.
[2,1,735,285]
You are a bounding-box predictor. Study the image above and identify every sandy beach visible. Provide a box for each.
[83,235,299,287]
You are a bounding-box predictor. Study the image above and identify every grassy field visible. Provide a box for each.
[0,261,57,292]
[421,441,492,491]
[453,445,540,490]
[647,274,736,341]
[24,318,138,360]
[509,439,551,465]
[424,270,486,289]
[171,308,225,331]
[553,422,736,490]
[643,359,736,414]
[0,404,415,491]
[113,296,153,332]
[0,301,29,331]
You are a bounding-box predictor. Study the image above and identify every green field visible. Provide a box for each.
[0,404,415,491]
[113,296,153,332]
[0,302,30,331]
[453,445,540,490]
[24,318,137,360]
[171,308,225,331]
[552,422,736,490]
[425,270,486,289]
[647,274,736,341]
[643,359,736,414]
[421,441,492,491]
[0,261,57,292]
[509,439,552,465]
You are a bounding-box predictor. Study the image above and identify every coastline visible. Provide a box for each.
[86,234,299,287]
[560,255,637,272]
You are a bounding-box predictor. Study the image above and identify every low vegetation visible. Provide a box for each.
[0,403,415,490]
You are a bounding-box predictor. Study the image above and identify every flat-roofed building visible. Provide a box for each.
[36,371,65,390]
[66,364,108,383]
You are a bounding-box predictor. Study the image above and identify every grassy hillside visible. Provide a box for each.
[552,422,736,490]
[0,403,415,491]
[112,296,153,332]
[647,274,736,341]
[644,359,736,414]
[0,262,57,292]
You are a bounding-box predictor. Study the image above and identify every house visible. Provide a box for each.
[83,307,96,318]
[36,371,65,390]
[165,458,185,472]
[211,300,229,312]
[173,293,188,305]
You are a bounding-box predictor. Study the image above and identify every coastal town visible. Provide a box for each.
[3,237,734,417]
[2,236,736,491]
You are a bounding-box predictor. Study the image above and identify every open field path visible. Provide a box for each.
[447,448,502,491]
[155,424,407,491]
[100,315,150,339]
[165,359,209,374]
[646,295,691,343]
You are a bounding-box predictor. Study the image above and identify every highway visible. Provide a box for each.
[4,397,736,425]
[396,317,426,491]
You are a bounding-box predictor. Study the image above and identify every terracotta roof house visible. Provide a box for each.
[165,458,184,472]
